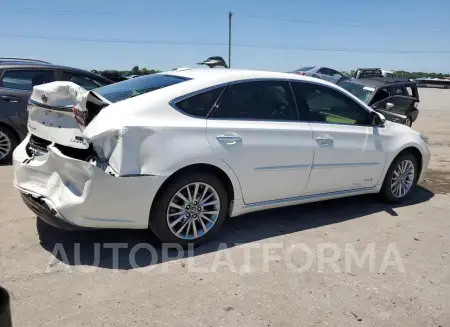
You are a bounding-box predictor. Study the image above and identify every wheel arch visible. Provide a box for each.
[149,163,241,225]
[384,146,423,184]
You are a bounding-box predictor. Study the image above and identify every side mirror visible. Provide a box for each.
[372,112,386,126]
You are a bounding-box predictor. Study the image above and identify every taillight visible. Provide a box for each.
[73,107,88,126]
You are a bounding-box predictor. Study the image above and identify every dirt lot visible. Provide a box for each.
[1,88,450,327]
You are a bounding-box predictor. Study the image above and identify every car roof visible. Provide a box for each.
[340,77,414,88]
[0,62,96,74]
[166,68,330,85]
[0,62,112,82]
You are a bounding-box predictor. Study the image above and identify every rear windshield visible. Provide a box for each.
[339,81,375,103]
[295,66,315,72]
[93,74,190,103]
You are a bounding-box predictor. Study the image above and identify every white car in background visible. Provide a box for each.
[13,69,430,245]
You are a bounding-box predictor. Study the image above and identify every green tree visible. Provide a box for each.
[131,66,140,75]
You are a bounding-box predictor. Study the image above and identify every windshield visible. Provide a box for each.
[93,74,190,103]
[339,81,375,103]
[295,66,315,72]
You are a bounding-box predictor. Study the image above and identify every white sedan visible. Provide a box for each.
[13,69,430,245]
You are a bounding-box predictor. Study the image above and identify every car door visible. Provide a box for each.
[371,86,416,124]
[290,81,387,195]
[0,68,55,134]
[206,80,314,205]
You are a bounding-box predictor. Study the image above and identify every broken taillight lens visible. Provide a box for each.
[72,107,88,127]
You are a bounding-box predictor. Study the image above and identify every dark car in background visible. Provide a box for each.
[338,77,419,127]
[0,58,113,164]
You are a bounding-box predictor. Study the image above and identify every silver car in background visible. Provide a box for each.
[291,66,345,84]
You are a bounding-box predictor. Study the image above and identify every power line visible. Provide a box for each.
[3,8,449,34]
[1,33,449,54]
[238,14,449,33]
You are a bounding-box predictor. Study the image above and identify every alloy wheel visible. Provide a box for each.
[0,131,12,161]
[391,159,415,198]
[166,182,221,240]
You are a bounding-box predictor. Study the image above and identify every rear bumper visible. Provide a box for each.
[13,134,167,229]
[20,193,87,230]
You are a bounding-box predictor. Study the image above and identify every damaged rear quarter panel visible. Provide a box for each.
[82,95,243,200]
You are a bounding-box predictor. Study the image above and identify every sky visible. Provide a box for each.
[2,0,450,73]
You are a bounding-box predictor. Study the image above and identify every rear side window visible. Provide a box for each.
[318,68,331,75]
[0,70,55,91]
[210,81,298,121]
[389,86,407,96]
[94,74,189,103]
[175,87,225,117]
[61,71,109,90]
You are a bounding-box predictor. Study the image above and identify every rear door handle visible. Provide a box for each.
[0,95,20,103]
[216,134,242,145]
[315,135,334,146]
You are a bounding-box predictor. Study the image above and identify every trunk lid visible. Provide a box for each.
[27,82,110,150]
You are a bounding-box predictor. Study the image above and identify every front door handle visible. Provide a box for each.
[0,95,20,103]
[315,135,334,146]
[216,134,242,145]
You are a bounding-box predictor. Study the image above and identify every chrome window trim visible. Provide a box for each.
[169,83,228,119]
[169,77,377,127]
[289,79,375,127]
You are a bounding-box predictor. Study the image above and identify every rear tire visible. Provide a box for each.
[150,173,229,247]
[0,126,18,165]
[378,152,418,203]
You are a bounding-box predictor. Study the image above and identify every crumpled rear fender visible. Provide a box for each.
[83,123,244,201]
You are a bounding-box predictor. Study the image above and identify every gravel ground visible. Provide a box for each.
[1,88,450,327]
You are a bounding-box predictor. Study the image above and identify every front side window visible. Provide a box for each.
[291,82,371,125]
[94,74,190,103]
[371,87,389,104]
[0,70,55,91]
[175,87,225,117]
[61,72,109,90]
[210,80,298,121]
[339,81,374,103]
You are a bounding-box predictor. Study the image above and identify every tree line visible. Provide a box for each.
[91,66,161,81]
[91,65,450,81]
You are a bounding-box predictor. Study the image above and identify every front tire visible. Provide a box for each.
[150,173,228,246]
[379,152,418,203]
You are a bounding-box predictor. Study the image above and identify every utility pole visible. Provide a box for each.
[228,11,232,68]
